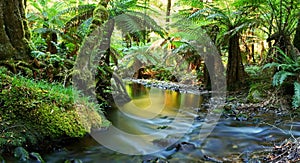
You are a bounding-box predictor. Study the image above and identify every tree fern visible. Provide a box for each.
[57,4,96,16]
[60,5,96,30]
[114,11,165,38]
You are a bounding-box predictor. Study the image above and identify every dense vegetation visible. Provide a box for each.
[0,0,299,161]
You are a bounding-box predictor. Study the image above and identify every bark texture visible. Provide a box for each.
[226,34,246,90]
[293,18,300,51]
[0,0,31,60]
[166,0,171,25]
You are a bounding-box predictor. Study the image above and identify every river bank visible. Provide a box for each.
[0,67,108,162]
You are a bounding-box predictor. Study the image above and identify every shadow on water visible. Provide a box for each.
[44,82,300,162]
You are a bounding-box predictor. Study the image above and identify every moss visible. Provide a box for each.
[91,3,109,29]
[0,67,104,152]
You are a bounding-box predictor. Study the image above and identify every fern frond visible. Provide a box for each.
[292,82,300,108]
[263,62,280,69]
[29,0,43,13]
[57,4,96,17]
[128,11,165,37]
[188,8,210,20]
[272,71,295,86]
[114,11,165,38]
[33,28,61,35]
[275,46,295,64]
[63,8,95,30]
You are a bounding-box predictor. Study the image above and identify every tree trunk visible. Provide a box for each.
[0,0,31,60]
[293,18,300,51]
[226,34,246,90]
[203,62,211,90]
[166,0,171,29]
[74,0,131,106]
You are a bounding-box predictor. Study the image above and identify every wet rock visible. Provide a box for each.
[152,138,178,149]
[235,113,248,121]
[142,156,169,163]
[14,147,29,161]
[159,148,178,159]
[203,155,223,163]
[175,142,196,153]
[13,147,45,163]
[194,116,202,121]
[64,159,83,163]
[29,152,45,163]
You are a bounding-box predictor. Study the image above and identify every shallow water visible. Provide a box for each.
[44,83,300,162]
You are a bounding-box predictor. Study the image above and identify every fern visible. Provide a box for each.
[293,82,300,108]
[114,11,165,40]
[62,5,96,30]
[272,71,295,86]
[263,47,300,108]
[57,4,96,17]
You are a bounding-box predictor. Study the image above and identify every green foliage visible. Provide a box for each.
[27,0,97,56]
[272,71,295,86]
[259,0,299,37]
[27,0,66,52]
[146,66,177,81]
[112,0,166,47]
[264,47,300,86]
[245,65,262,77]
[187,1,257,48]
[293,82,300,108]
[0,67,103,150]
[175,0,204,8]
[263,47,300,108]
[115,11,165,38]
[247,82,271,103]
[118,44,160,76]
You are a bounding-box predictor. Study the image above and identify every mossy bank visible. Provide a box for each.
[0,67,107,157]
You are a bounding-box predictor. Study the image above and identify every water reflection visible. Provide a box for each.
[44,83,300,162]
[107,83,202,136]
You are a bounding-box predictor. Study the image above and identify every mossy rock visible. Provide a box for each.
[0,67,104,151]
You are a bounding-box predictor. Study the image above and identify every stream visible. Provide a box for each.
[44,82,300,162]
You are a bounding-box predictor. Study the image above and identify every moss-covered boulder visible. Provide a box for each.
[0,67,104,152]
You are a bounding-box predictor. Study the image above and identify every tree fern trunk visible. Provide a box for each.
[166,0,171,30]
[293,18,300,51]
[0,0,31,60]
[226,34,246,90]
[74,1,110,97]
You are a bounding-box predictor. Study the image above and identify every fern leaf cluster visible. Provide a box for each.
[293,82,300,108]
[263,47,300,108]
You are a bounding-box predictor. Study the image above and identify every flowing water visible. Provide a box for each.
[44,82,300,162]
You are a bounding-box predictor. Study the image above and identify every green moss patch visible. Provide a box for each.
[0,67,104,151]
